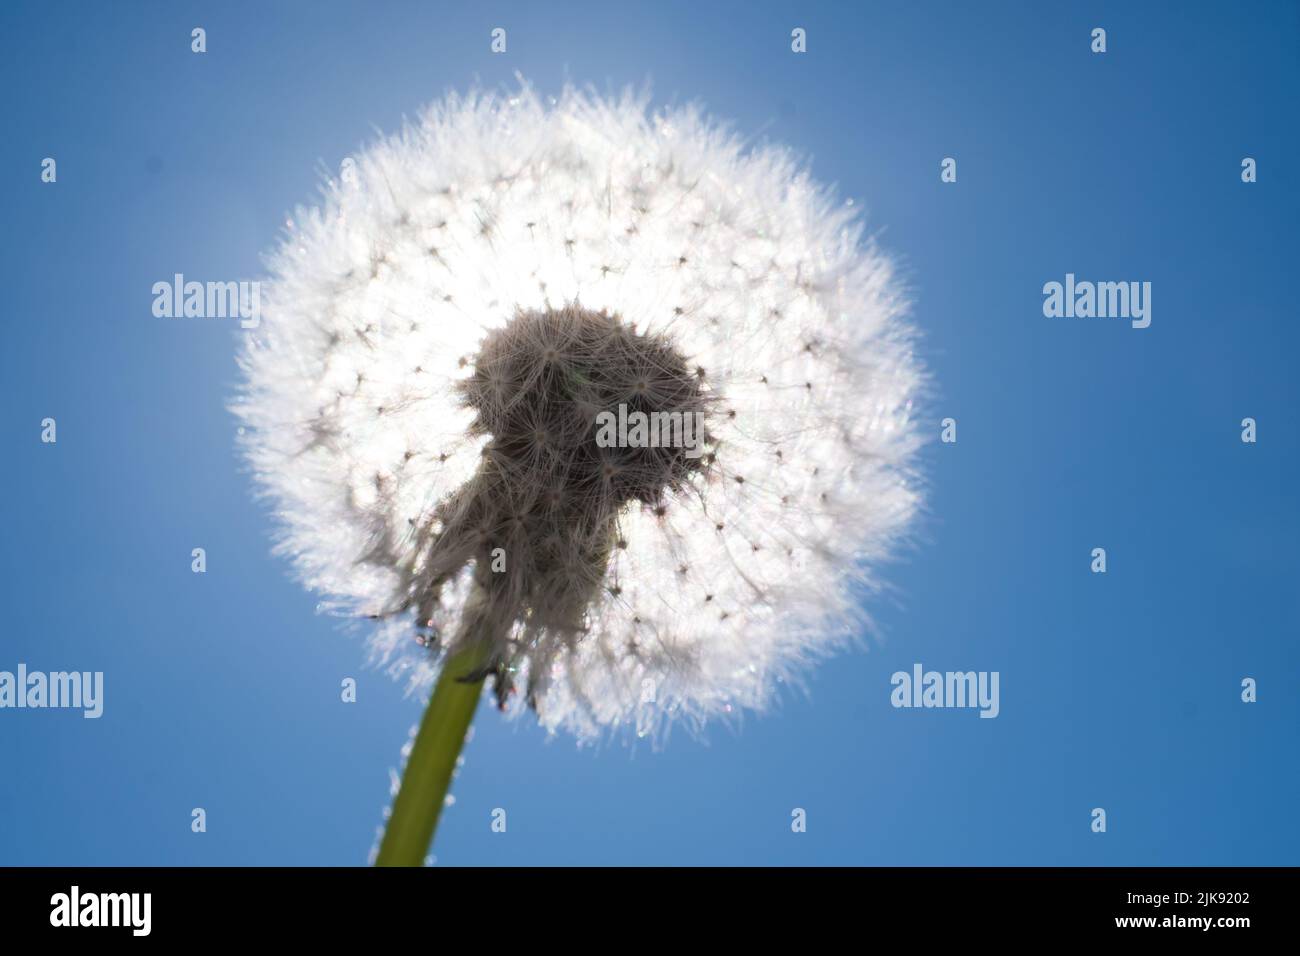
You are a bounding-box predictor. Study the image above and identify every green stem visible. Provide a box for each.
[375,641,488,866]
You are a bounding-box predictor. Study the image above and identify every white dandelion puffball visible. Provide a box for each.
[235,83,923,740]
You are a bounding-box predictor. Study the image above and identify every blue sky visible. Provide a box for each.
[1,0,1296,865]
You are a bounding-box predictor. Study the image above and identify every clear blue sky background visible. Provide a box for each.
[2,1,1296,865]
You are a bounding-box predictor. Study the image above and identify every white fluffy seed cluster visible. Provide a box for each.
[234,83,923,740]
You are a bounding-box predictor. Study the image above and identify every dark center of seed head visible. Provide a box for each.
[461,305,711,512]
[421,306,712,705]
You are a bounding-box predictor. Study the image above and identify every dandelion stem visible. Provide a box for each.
[375,641,488,866]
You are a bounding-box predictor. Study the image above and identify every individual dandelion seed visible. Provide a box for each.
[232,82,924,865]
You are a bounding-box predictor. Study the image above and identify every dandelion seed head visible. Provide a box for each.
[235,82,923,741]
